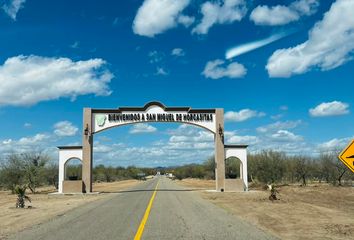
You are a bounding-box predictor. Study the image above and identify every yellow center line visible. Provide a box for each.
[134,179,159,240]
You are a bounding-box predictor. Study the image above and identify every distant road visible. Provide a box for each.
[8,177,276,240]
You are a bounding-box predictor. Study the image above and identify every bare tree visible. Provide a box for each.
[294,156,312,186]
[22,152,50,193]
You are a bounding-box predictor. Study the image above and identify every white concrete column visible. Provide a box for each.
[58,158,64,193]
[241,154,248,191]
[57,146,83,193]
[225,145,248,191]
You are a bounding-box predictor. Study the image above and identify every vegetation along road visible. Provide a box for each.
[7,176,276,240]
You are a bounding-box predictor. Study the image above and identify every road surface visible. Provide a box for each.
[8,177,277,240]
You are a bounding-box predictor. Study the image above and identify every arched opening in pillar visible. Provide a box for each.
[225,157,244,191]
[62,157,83,193]
[224,145,248,191]
[65,158,82,181]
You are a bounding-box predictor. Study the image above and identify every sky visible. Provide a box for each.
[0,0,354,167]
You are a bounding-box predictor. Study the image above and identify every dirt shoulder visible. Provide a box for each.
[177,179,354,240]
[0,180,140,239]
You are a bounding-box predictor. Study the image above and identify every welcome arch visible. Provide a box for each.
[58,102,248,193]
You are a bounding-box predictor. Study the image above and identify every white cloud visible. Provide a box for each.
[129,123,157,134]
[224,130,238,138]
[93,142,113,153]
[70,41,80,49]
[226,32,289,59]
[171,48,185,57]
[280,105,288,111]
[18,133,51,145]
[317,137,352,151]
[169,129,213,143]
[225,122,317,155]
[257,120,302,133]
[0,55,113,107]
[92,125,215,166]
[227,135,259,145]
[2,0,26,20]
[309,101,349,117]
[54,121,79,137]
[155,67,168,76]
[0,133,53,156]
[271,114,283,121]
[271,130,303,142]
[132,0,190,37]
[202,59,246,79]
[291,0,320,15]
[177,15,195,27]
[250,0,318,26]
[250,5,299,26]
[225,109,265,122]
[266,0,354,77]
[192,0,247,35]
[166,125,214,150]
[148,50,164,63]
[23,123,32,128]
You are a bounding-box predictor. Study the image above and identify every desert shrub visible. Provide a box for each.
[248,150,286,184]
[319,152,349,186]
[293,156,312,186]
[22,152,50,193]
[203,157,215,180]
[44,163,59,189]
[0,152,50,193]
[0,154,25,192]
[225,157,240,179]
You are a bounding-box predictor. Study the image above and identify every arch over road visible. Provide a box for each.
[57,102,248,193]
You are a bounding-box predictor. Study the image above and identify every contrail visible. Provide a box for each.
[226,32,290,59]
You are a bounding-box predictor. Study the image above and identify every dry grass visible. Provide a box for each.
[93,179,140,192]
[177,178,215,190]
[177,178,354,240]
[0,180,140,239]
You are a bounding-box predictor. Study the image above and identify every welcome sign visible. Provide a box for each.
[92,102,217,134]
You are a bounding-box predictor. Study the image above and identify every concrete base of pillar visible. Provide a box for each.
[62,180,83,193]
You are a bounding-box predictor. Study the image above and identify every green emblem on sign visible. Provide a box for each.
[96,114,106,127]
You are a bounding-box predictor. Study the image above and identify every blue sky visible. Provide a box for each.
[0,0,353,167]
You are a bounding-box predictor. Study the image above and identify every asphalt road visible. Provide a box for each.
[8,177,277,240]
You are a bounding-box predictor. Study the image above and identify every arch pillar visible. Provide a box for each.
[225,145,248,191]
[57,146,83,193]
[82,108,93,193]
[215,109,225,191]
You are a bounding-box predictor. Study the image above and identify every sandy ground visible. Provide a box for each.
[177,179,354,240]
[0,180,140,239]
